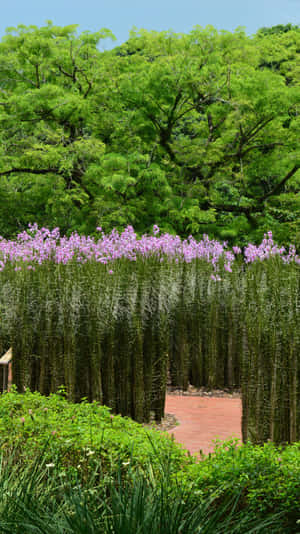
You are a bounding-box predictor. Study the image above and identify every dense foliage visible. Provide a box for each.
[0,22,299,244]
[179,440,300,532]
[0,390,299,533]
[0,388,187,475]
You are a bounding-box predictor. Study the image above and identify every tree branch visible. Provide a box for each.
[35,64,40,89]
[226,142,284,159]
[0,166,94,202]
[258,164,300,203]
[0,168,58,177]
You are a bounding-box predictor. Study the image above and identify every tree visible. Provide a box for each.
[0,22,114,234]
[0,23,299,244]
[109,27,300,241]
[257,23,299,36]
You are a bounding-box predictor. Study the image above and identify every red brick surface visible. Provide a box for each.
[165,395,242,456]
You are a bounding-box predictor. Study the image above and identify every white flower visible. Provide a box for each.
[46,463,55,468]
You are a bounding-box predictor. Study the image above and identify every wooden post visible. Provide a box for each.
[0,348,12,392]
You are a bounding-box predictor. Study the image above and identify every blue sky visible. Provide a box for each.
[1,0,299,46]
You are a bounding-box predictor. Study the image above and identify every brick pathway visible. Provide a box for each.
[165,395,242,456]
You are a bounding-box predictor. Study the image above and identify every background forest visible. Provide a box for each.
[0,22,299,244]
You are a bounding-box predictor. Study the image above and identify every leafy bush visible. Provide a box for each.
[0,388,189,481]
[177,440,300,533]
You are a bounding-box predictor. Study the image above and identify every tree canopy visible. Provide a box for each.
[0,22,299,244]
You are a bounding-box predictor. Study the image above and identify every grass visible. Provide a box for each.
[0,448,283,534]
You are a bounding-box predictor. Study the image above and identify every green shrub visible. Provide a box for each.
[176,439,300,533]
[0,388,189,481]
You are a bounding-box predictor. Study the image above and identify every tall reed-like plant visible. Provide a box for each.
[241,258,300,443]
[0,226,299,439]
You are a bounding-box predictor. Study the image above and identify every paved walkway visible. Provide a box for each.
[165,395,242,456]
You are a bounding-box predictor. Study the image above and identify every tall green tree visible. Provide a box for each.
[0,22,113,234]
[0,23,299,243]
[110,27,299,241]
